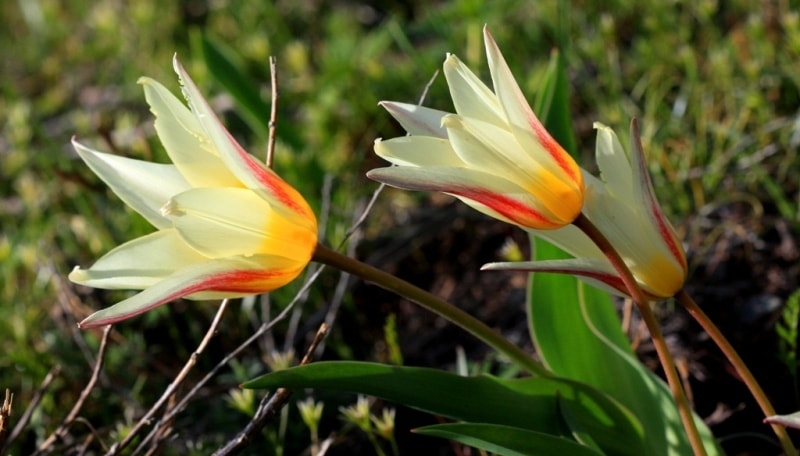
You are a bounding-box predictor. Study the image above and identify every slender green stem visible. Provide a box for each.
[312,243,550,377]
[677,289,798,456]
[573,213,708,456]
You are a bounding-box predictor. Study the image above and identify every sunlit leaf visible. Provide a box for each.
[527,239,722,455]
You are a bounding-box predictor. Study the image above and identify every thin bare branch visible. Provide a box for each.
[0,390,12,454]
[212,323,330,456]
[266,56,278,168]
[341,68,439,248]
[131,265,329,453]
[117,299,231,456]
[4,365,59,453]
[33,325,111,456]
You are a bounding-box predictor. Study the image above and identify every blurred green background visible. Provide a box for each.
[1,0,799,454]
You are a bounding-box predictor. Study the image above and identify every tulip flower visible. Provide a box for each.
[70,56,317,328]
[484,121,687,300]
[368,26,584,231]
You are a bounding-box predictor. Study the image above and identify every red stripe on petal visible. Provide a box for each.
[455,187,561,229]
[225,130,313,219]
[630,120,687,271]
[79,267,297,328]
[527,113,582,183]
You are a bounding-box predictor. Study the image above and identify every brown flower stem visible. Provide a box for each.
[312,243,551,377]
[573,213,708,456]
[677,289,797,456]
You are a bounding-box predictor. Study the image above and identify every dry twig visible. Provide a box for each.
[112,299,231,456]
[212,323,330,456]
[33,325,111,455]
[3,365,60,454]
[0,390,12,454]
[266,56,278,168]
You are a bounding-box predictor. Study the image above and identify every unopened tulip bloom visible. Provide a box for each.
[368,26,584,230]
[484,121,687,300]
[70,56,317,328]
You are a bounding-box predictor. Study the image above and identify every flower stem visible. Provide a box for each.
[573,213,708,456]
[677,289,798,456]
[312,243,550,377]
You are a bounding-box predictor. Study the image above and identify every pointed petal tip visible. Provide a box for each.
[172,53,183,74]
[68,266,86,283]
[77,317,111,330]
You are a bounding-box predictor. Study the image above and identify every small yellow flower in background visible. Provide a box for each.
[368,26,584,231]
[339,395,372,432]
[484,121,687,299]
[370,407,396,440]
[70,56,317,328]
[297,397,325,434]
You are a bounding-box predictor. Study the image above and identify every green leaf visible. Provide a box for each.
[558,393,603,453]
[244,361,646,455]
[527,239,722,455]
[415,423,604,456]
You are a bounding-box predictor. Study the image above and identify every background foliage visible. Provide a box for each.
[1,0,798,454]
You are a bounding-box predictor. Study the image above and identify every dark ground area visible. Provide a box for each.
[337,196,800,456]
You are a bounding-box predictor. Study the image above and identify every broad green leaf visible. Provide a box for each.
[528,239,722,455]
[415,423,604,456]
[244,361,647,455]
[558,393,603,453]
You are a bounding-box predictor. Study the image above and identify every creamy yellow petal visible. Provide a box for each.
[164,187,316,262]
[367,166,565,229]
[444,116,583,225]
[443,54,505,126]
[69,229,206,290]
[172,57,317,229]
[78,254,306,328]
[139,76,241,188]
[594,123,634,202]
[72,139,190,229]
[380,101,448,138]
[374,136,464,167]
[484,27,584,196]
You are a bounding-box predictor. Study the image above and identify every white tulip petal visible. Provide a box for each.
[443,54,505,126]
[484,27,580,186]
[69,229,206,289]
[380,102,448,138]
[443,115,540,184]
[594,122,633,201]
[172,57,315,224]
[367,166,561,228]
[374,136,464,167]
[481,258,628,296]
[164,187,277,258]
[532,223,604,261]
[483,27,535,132]
[78,255,304,328]
[72,139,190,229]
[140,76,241,188]
[629,120,686,268]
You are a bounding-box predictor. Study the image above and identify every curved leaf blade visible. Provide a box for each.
[415,423,604,456]
[244,361,647,455]
[528,238,721,455]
